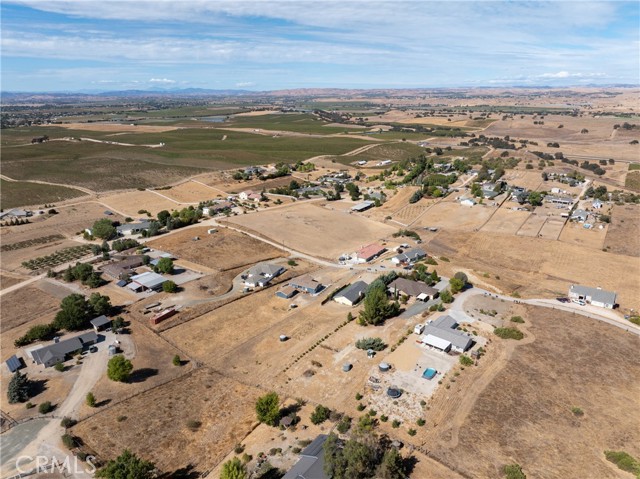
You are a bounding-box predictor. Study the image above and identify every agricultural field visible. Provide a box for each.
[335,142,425,165]
[219,112,349,134]
[413,200,496,231]
[99,190,184,217]
[0,281,62,331]
[0,234,65,253]
[0,179,87,210]
[223,202,396,260]
[426,306,640,479]
[20,244,92,271]
[479,207,531,235]
[625,170,640,191]
[152,180,223,203]
[146,226,285,271]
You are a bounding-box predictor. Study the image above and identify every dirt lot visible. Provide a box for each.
[558,221,608,250]
[604,204,640,257]
[99,190,182,217]
[146,226,285,271]
[425,306,640,479]
[425,230,640,311]
[413,200,496,232]
[155,180,223,203]
[0,282,62,332]
[72,368,261,475]
[0,273,26,290]
[479,206,531,235]
[223,202,396,260]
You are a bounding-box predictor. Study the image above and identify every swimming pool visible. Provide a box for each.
[422,368,437,380]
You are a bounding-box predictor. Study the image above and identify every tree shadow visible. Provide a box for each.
[279,402,303,417]
[96,399,112,407]
[162,464,200,479]
[29,378,48,397]
[128,368,158,383]
[403,454,418,475]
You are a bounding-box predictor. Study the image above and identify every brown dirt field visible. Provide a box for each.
[46,123,180,133]
[425,230,640,310]
[223,202,396,260]
[99,190,182,217]
[558,221,608,250]
[146,226,285,271]
[604,205,640,256]
[425,306,640,479]
[198,171,296,194]
[155,180,223,203]
[413,201,495,231]
[72,368,261,475]
[537,217,566,240]
[0,282,61,332]
[0,273,26,289]
[501,169,545,191]
[79,318,189,419]
[516,213,547,237]
[479,207,531,235]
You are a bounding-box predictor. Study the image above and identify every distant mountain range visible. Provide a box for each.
[2,85,637,103]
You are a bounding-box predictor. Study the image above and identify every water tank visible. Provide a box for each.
[342,363,353,372]
[379,362,390,372]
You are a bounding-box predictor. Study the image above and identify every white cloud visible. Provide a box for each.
[149,78,176,83]
[235,82,254,87]
[538,71,606,79]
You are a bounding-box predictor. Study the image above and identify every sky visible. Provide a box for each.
[1,0,638,92]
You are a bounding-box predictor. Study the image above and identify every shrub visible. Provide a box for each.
[287,259,298,266]
[391,419,401,428]
[380,414,388,422]
[86,392,96,407]
[571,406,584,417]
[310,405,331,425]
[116,415,127,422]
[25,402,35,409]
[494,327,524,340]
[408,428,417,436]
[54,362,65,372]
[162,280,178,293]
[292,447,302,454]
[61,434,76,449]
[256,392,280,426]
[356,403,366,411]
[459,355,474,366]
[355,337,387,351]
[107,355,133,382]
[337,416,352,434]
[186,420,202,431]
[60,417,76,428]
[172,355,181,366]
[417,418,426,426]
[39,401,53,414]
[355,392,363,401]
[504,464,527,479]
[604,450,640,476]
[510,316,525,323]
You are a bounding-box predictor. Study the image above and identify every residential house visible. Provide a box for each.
[244,263,285,287]
[239,190,262,203]
[101,256,145,279]
[592,199,603,209]
[355,244,386,263]
[460,198,476,207]
[29,331,98,368]
[116,220,152,236]
[390,248,427,265]
[282,435,328,479]
[275,285,298,299]
[388,277,438,300]
[421,315,473,353]
[571,209,589,222]
[545,196,574,207]
[569,284,617,309]
[290,275,323,294]
[334,281,368,306]
[202,201,233,216]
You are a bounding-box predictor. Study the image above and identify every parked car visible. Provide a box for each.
[89,346,98,353]
[571,299,586,306]
[556,297,569,303]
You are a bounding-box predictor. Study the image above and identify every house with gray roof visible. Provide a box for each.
[29,331,98,368]
[90,315,112,332]
[282,434,328,479]
[116,220,152,236]
[569,284,617,309]
[391,248,427,265]
[290,275,323,294]
[334,281,368,306]
[244,263,285,287]
[421,315,473,353]
[127,271,168,292]
[571,209,589,222]
[388,277,438,300]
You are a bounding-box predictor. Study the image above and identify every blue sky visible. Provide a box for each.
[1,1,638,92]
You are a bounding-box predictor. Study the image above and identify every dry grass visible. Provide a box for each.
[413,200,495,231]
[0,283,61,331]
[72,368,261,475]
[223,202,396,260]
[426,306,640,479]
[155,180,223,203]
[146,226,285,271]
[479,207,531,235]
[604,205,640,257]
[99,190,182,217]
[558,221,608,250]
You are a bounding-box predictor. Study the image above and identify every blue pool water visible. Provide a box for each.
[422,368,437,379]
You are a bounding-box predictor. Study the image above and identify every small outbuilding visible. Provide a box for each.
[276,285,298,299]
[90,315,111,332]
[5,355,23,373]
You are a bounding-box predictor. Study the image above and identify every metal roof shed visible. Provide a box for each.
[421,334,452,352]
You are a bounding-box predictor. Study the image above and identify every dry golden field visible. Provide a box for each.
[223,202,396,259]
[423,306,640,479]
[604,204,640,256]
[146,226,285,271]
[155,180,223,203]
[99,190,182,217]
[0,282,61,332]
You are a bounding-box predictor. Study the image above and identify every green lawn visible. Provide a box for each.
[0,179,86,209]
[628,163,640,171]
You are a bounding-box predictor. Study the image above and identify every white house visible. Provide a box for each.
[460,198,476,207]
[244,263,285,287]
[568,284,617,309]
[239,190,261,203]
